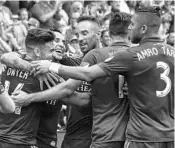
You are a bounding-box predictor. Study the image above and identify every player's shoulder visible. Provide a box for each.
[128,44,144,55]
[107,45,138,62]
[89,47,114,58]
[83,48,99,59]
[116,45,136,55]
[87,48,99,55]
[82,49,98,65]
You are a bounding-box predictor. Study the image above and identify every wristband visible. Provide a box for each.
[49,62,61,74]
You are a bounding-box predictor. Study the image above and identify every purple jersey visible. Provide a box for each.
[60,54,92,139]
[0,67,42,145]
[65,81,92,139]
[37,79,63,148]
[98,37,174,142]
[82,41,129,143]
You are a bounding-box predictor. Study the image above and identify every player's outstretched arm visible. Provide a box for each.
[62,92,91,107]
[1,52,60,90]
[0,88,15,113]
[1,52,31,71]
[31,60,107,81]
[11,79,82,107]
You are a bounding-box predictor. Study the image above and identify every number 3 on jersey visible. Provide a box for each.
[4,81,24,115]
[156,61,171,97]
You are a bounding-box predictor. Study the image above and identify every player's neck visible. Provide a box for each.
[111,36,129,44]
[142,33,160,40]
[95,39,101,49]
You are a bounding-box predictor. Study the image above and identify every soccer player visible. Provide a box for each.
[36,28,91,148]
[60,16,100,148]
[31,6,174,148]
[0,28,57,148]
[0,81,15,113]
[80,12,131,148]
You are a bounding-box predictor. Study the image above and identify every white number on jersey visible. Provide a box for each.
[156,61,171,97]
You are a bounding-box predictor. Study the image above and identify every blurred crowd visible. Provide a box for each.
[0,0,174,57]
[0,0,174,131]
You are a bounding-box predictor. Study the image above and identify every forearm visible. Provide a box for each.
[60,65,91,81]
[1,52,31,70]
[0,38,12,52]
[0,92,15,113]
[27,79,82,103]
[62,91,91,106]
[49,63,92,81]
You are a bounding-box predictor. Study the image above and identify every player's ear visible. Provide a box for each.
[96,30,101,40]
[141,25,148,34]
[33,48,41,58]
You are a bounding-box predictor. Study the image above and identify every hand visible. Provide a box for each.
[11,91,31,107]
[0,63,6,75]
[1,63,6,72]
[31,60,52,76]
[36,72,63,90]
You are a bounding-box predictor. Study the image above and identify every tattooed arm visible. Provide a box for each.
[0,52,60,90]
[1,52,32,71]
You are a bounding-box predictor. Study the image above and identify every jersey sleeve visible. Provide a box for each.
[98,49,133,76]
[81,50,98,66]
[60,53,82,66]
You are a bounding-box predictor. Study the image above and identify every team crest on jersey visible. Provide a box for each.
[104,56,114,62]
[15,107,21,115]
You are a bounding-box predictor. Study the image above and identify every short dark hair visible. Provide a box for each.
[135,6,161,18]
[77,15,100,26]
[135,6,161,29]
[25,29,55,46]
[109,12,131,36]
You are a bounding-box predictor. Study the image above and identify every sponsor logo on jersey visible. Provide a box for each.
[77,81,91,92]
[15,106,21,115]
